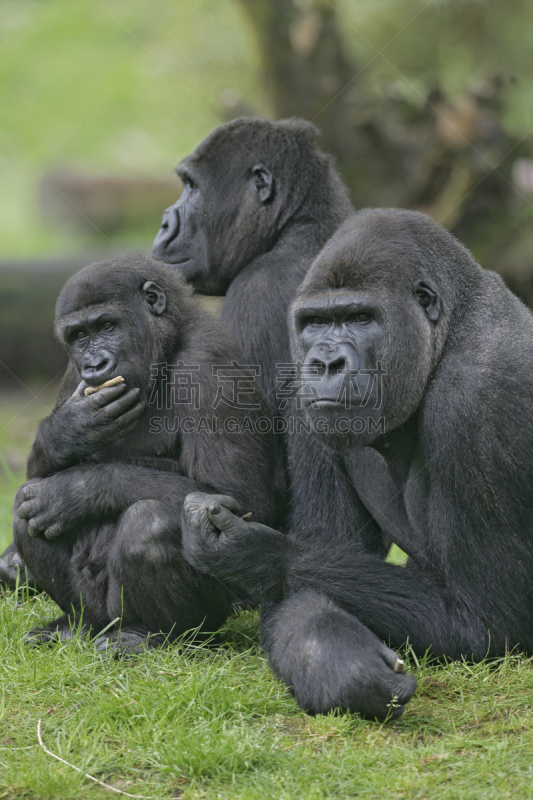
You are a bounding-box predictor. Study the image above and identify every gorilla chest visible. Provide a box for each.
[102,419,178,463]
[343,446,429,562]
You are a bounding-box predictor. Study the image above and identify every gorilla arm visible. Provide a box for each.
[182,493,418,720]
[180,493,497,662]
[15,464,201,540]
[26,377,145,479]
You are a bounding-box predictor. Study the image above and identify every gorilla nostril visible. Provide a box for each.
[328,357,348,375]
[162,208,179,242]
[153,207,180,254]
[305,359,326,377]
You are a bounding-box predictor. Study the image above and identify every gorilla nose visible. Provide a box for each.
[152,205,180,255]
[303,344,357,378]
[81,352,117,383]
[306,355,348,377]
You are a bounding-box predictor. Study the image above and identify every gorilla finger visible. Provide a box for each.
[102,388,141,418]
[28,518,45,538]
[73,381,88,398]
[208,504,247,535]
[117,420,143,439]
[391,671,417,706]
[181,503,218,542]
[22,483,41,500]
[16,500,39,520]
[385,701,406,720]
[184,493,242,514]
[113,401,146,429]
[89,382,129,409]
[44,524,63,541]
[380,644,407,674]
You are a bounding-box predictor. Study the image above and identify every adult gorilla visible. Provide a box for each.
[152,117,353,412]
[12,254,274,653]
[180,209,533,719]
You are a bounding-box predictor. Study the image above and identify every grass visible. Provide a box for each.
[2,395,533,799]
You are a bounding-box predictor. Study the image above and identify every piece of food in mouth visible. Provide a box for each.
[84,376,125,396]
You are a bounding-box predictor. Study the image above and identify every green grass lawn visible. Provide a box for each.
[1,394,533,800]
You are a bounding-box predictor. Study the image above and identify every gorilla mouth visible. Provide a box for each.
[306,398,348,409]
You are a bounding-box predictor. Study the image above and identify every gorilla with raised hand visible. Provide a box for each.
[0,118,349,589]
[152,117,353,412]
[12,254,275,654]
[181,209,533,719]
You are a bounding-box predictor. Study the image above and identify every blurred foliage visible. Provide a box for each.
[0,0,532,258]
[0,0,262,256]
[337,0,533,138]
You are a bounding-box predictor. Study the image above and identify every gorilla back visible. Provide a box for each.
[152,117,353,411]
[13,254,275,654]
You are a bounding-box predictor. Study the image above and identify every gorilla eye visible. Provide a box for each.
[76,330,87,341]
[184,176,198,190]
[308,316,330,326]
[343,312,372,324]
[101,321,114,331]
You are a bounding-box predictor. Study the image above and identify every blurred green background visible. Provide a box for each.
[1,0,532,258]
[0,0,532,446]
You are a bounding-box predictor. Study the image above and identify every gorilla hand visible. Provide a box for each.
[181,492,290,601]
[15,472,95,540]
[35,381,145,470]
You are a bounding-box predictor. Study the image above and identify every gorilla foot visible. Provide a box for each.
[263,591,418,721]
[0,543,40,592]
[94,626,169,657]
[25,614,91,646]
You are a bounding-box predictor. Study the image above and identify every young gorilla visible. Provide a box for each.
[180,209,533,719]
[152,117,353,412]
[0,118,350,588]
[12,254,275,653]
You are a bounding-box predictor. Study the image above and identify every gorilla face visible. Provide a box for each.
[151,161,209,287]
[297,293,382,402]
[151,127,278,296]
[291,214,445,452]
[294,291,388,448]
[57,280,166,396]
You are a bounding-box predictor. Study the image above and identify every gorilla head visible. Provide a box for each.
[152,117,350,295]
[55,254,193,399]
[290,209,473,449]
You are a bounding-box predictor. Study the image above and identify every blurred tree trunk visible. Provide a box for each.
[237,0,372,204]
[237,0,533,304]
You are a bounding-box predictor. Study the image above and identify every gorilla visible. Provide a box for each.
[180,209,533,720]
[12,254,275,653]
[1,117,349,588]
[152,117,353,412]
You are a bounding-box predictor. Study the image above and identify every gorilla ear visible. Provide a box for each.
[142,281,166,316]
[250,164,274,205]
[413,280,441,322]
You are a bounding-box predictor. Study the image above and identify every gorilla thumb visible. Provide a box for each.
[208,505,244,535]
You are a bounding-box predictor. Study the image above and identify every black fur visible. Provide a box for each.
[12,254,275,653]
[152,117,353,412]
[181,209,533,718]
